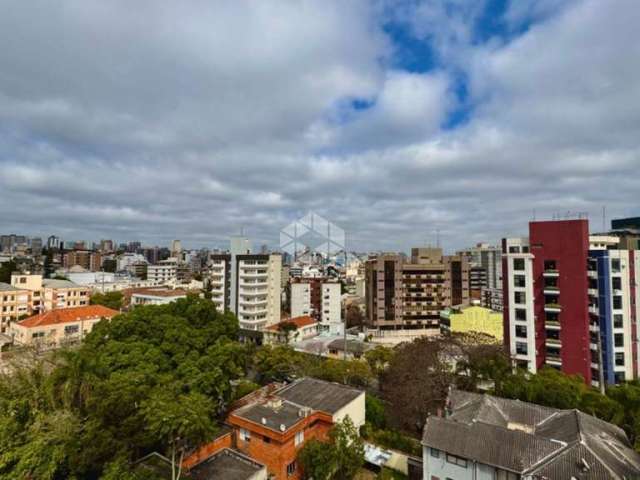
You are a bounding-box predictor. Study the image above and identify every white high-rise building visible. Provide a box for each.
[290,279,341,331]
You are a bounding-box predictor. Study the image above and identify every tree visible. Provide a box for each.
[277,321,299,345]
[141,389,215,480]
[298,417,364,480]
[102,259,117,273]
[364,345,395,378]
[380,337,454,434]
[0,260,17,283]
[90,291,124,310]
[345,305,364,329]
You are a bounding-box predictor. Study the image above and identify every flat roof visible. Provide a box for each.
[189,448,265,480]
[276,377,363,415]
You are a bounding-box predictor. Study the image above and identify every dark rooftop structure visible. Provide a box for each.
[189,448,265,480]
[612,217,640,232]
[423,389,640,480]
[276,377,364,415]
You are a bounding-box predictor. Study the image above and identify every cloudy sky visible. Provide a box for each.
[1,0,639,252]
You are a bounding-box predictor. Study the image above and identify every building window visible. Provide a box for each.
[516,342,528,355]
[287,461,297,476]
[509,246,520,254]
[430,448,440,458]
[515,325,527,338]
[515,309,527,321]
[295,430,304,446]
[64,325,79,335]
[611,259,621,273]
[514,291,526,305]
[615,353,625,366]
[613,296,623,310]
[513,258,525,271]
[514,275,526,288]
[239,428,251,442]
[614,314,624,328]
[615,334,624,348]
[615,372,626,383]
[612,277,622,291]
[446,454,468,468]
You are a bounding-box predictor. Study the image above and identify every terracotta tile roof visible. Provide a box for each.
[265,315,317,331]
[19,305,119,328]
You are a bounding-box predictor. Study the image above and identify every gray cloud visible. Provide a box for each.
[0,0,639,253]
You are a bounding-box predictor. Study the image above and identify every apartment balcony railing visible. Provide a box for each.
[545,338,561,347]
[543,286,560,295]
[545,320,561,330]
[546,354,562,365]
[544,303,562,313]
[543,270,559,278]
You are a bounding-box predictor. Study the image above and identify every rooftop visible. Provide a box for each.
[131,288,189,298]
[265,315,317,332]
[0,282,22,292]
[42,278,83,289]
[276,377,363,415]
[233,398,309,433]
[189,448,265,480]
[423,389,640,479]
[19,305,119,328]
[327,338,375,355]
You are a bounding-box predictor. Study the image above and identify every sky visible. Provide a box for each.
[1,0,639,253]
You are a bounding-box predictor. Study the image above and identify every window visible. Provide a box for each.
[515,325,527,338]
[514,275,526,288]
[613,296,623,310]
[295,430,304,446]
[64,325,79,335]
[611,259,621,273]
[263,436,271,443]
[446,454,468,468]
[544,260,557,271]
[615,334,624,348]
[615,372,626,383]
[514,291,526,305]
[239,428,251,442]
[515,309,527,321]
[516,342,528,355]
[287,461,297,476]
[430,448,440,458]
[614,314,624,328]
[513,258,525,271]
[615,353,625,366]
[612,277,622,291]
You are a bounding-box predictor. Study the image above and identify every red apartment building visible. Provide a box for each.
[503,220,593,383]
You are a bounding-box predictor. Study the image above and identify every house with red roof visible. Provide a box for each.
[262,315,319,345]
[9,304,119,349]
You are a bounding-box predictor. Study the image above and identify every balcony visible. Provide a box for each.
[545,338,561,347]
[587,270,597,278]
[545,320,561,330]
[544,303,562,313]
[546,355,562,366]
[589,304,599,315]
[543,270,559,278]
[543,286,560,296]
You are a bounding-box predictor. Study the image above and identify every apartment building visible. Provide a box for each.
[147,258,189,284]
[290,278,341,330]
[63,250,102,271]
[208,254,231,311]
[10,304,118,350]
[0,283,31,333]
[365,248,470,331]
[233,253,281,330]
[457,243,502,290]
[503,219,640,387]
[9,273,91,313]
[588,235,640,386]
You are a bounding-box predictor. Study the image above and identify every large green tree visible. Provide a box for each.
[89,291,124,310]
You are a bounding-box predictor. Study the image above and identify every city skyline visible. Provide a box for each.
[1,0,638,252]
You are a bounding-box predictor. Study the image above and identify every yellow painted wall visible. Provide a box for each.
[448,306,503,341]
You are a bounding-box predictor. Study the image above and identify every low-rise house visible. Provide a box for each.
[326,338,375,360]
[189,378,365,480]
[422,389,640,480]
[9,305,119,349]
[262,316,319,345]
[130,288,189,306]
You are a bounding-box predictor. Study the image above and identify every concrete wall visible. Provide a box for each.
[333,391,366,429]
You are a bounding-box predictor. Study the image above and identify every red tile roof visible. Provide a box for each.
[265,315,317,331]
[19,305,119,328]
